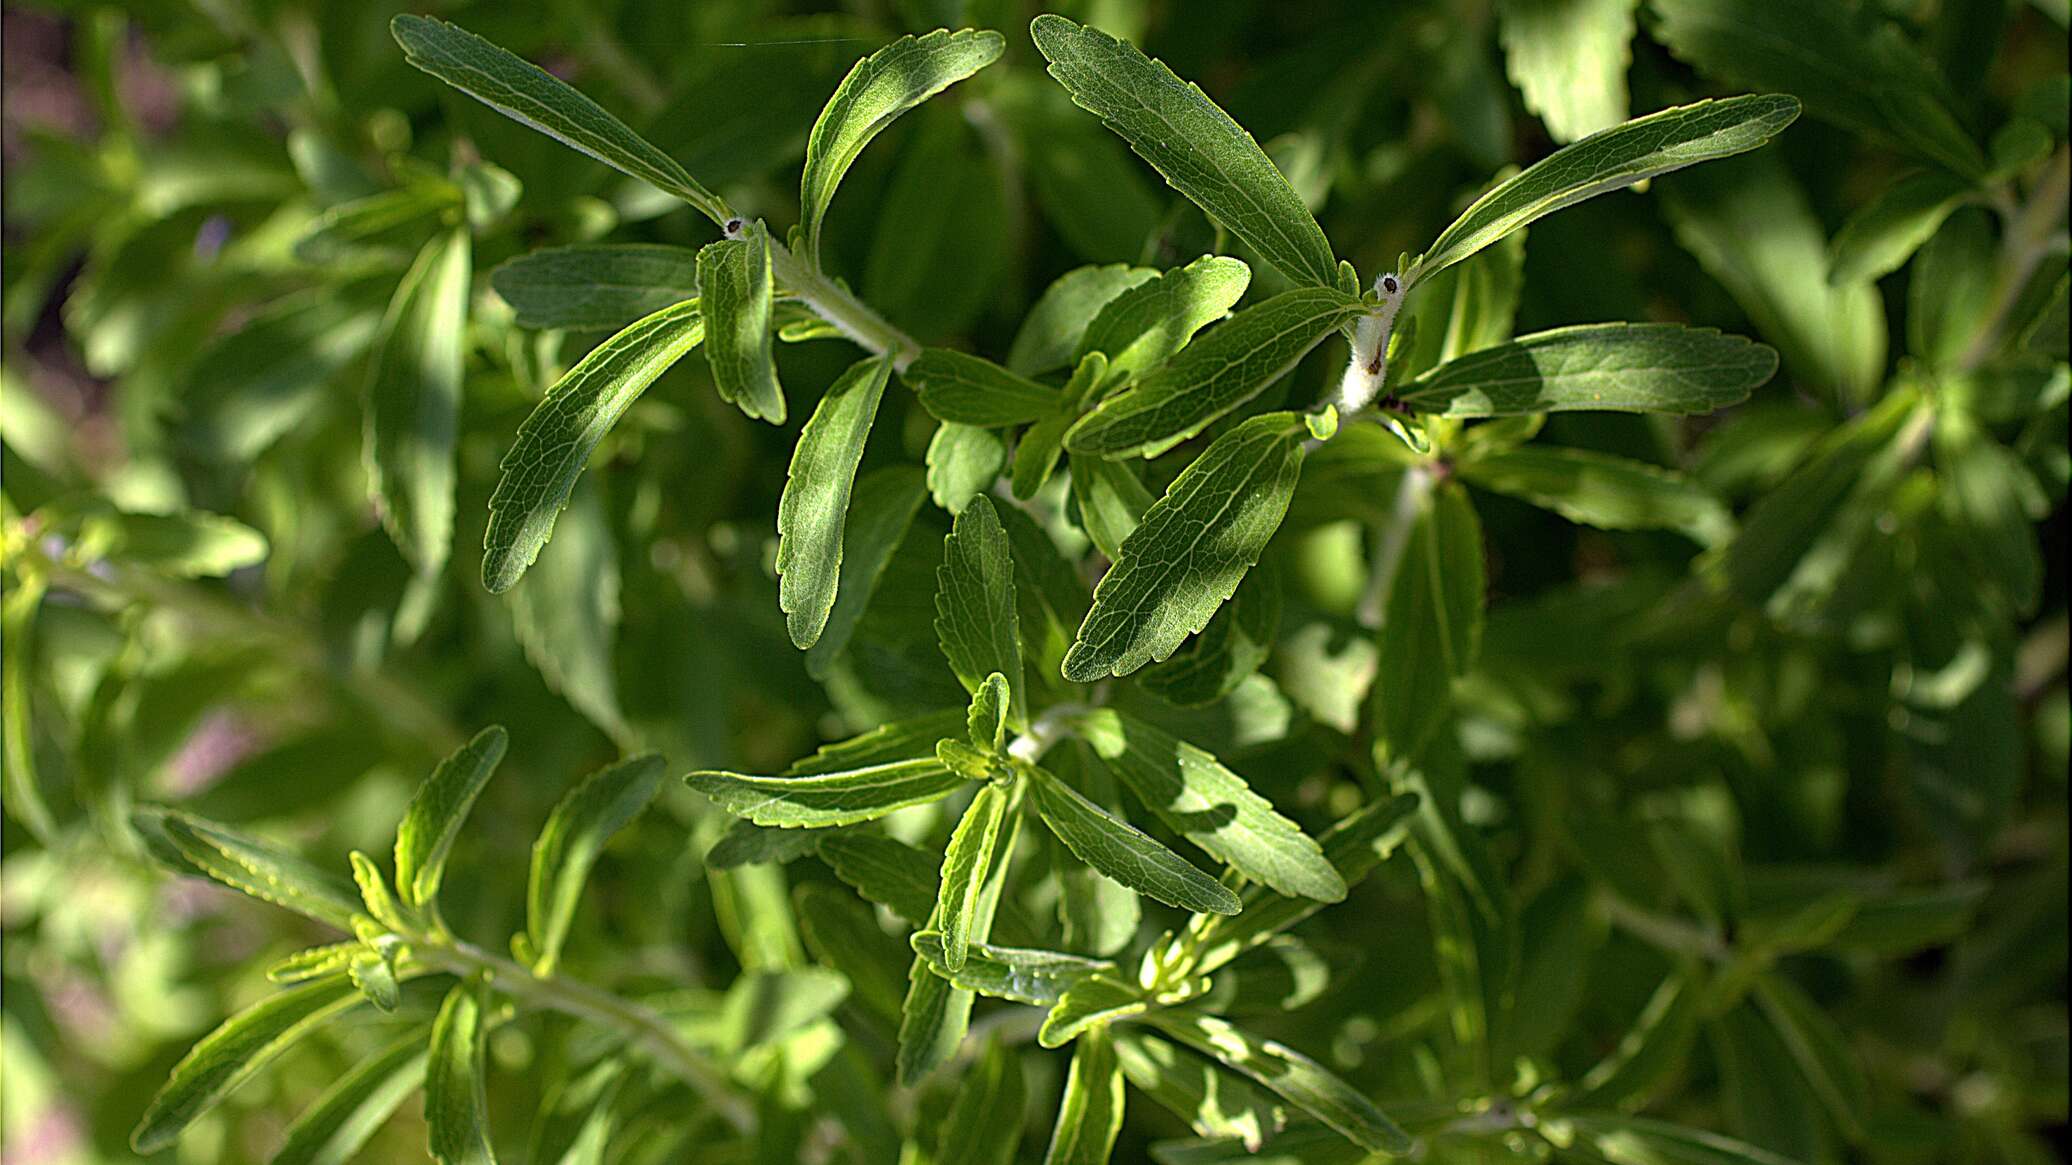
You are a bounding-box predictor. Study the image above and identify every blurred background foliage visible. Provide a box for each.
[0,0,2065,1162]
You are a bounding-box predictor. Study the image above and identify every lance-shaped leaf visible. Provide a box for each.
[1573,972,1703,1110]
[937,782,1011,971]
[818,832,940,925]
[806,466,929,677]
[1751,974,1869,1139]
[928,422,1009,514]
[482,300,704,594]
[509,482,624,739]
[1065,288,1366,459]
[779,354,893,648]
[1010,264,1158,375]
[936,1036,1026,1165]
[136,808,362,930]
[1076,255,1252,381]
[899,811,1021,1085]
[1039,974,1149,1048]
[527,754,666,975]
[272,1034,428,1165]
[1029,16,1338,288]
[1397,324,1776,417]
[1828,171,1972,285]
[936,496,1027,728]
[1113,1029,1283,1150]
[799,28,1006,263]
[365,227,471,575]
[1409,94,1801,282]
[911,931,1114,1006]
[1188,792,1421,976]
[968,672,1011,752]
[1496,0,1638,143]
[131,976,364,1153]
[697,222,785,424]
[1044,1028,1126,1165]
[1372,480,1485,764]
[1148,1010,1414,1157]
[1063,412,1309,682]
[1025,763,1240,915]
[688,759,966,829]
[906,348,1062,427]
[1068,709,1341,901]
[1458,446,1734,546]
[788,709,966,775]
[391,16,728,224]
[394,725,509,909]
[293,183,459,265]
[1651,0,1986,179]
[490,244,700,331]
[427,979,494,1165]
[1565,1115,1805,1165]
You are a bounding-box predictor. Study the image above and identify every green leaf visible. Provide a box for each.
[968,672,1011,752]
[911,931,1113,1005]
[1564,1114,1806,1165]
[1135,561,1281,707]
[509,481,625,740]
[1,576,51,841]
[271,1034,427,1165]
[347,851,405,932]
[482,300,704,594]
[787,709,967,776]
[1009,264,1158,375]
[706,818,823,868]
[1410,94,1800,282]
[1029,16,1339,288]
[1076,255,1252,382]
[1496,0,1638,143]
[1025,762,1240,915]
[1147,1010,1413,1157]
[1372,480,1484,764]
[426,978,495,1165]
[1186,792,1421,976]
[799,28,1006,264]
[936,495,1026,728]
[697,222,785,424]
[1398,324,1776,417]
[899,808,1022,1085]
[1013,412,1076,500]
[1457,446,1734,546]
[1038,973,1149,1048]
[1661,153,1888,405]
[1651,0,1987,178]
[293,183,458,265]
[131,976,364,1153]
[1071,456,1153,561]
[1044,1028,1126,1165]
[394,725,509,909]
[862,108,1009,342]
[346,950,401,1013]
[1828,171,1973,284]
[688,758,966,829]
[490,244,700,331]
[390,16,727,224]
[69,506,271,578]
[935,1035,1026,1165]
[779,354,894,648]
[1750,975,1869,1140]
[1063,412,1309,682]
[364,227,470,575]
[1065,288,1366,459]
[927,422,1009,515]
[817,832,941,925]
[266,943,360,985]
[1573,972,1704,1110]
[906,348,1063,427]
[136,808,362,930]
[1112,1029,1282,1151]
[527,753,666,975]
[796,882,911,1021]
[937,783,1011,972]
[806,466,928,679]
[1067,708,1342,901]
[1937,414,2043,616]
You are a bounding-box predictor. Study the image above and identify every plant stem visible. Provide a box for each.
[767,235,923,371]
[421,938,753,1131]
[1356,464,1434,630]
[1958,146,2070,373]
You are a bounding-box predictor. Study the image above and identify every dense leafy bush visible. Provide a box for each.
[2,2,2066,1163]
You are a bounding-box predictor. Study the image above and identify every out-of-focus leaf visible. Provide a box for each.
[271,1035,428,1165]
[490,245,699,331]
[1496,0,1638,142]
[526,753,666,975]
[365,227,471,575]
[1044,1028,1126,1165]
[1147,1010,1413,1157]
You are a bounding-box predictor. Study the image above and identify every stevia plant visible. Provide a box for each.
[3,2,2065,1164]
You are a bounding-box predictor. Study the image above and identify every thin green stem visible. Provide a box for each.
[767,234,923,371]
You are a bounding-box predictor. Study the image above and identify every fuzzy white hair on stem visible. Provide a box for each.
[1335,272,1407,416]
